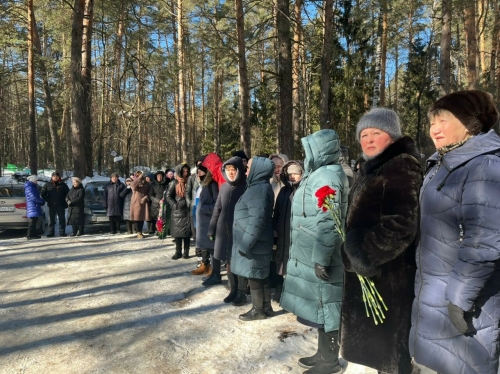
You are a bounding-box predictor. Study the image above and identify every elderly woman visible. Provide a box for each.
[340,108,423,374]
[66,177,86,237]
[130,171,151,239]
[410,91,500,374]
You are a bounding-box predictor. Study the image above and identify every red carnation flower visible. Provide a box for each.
[315,186,336,211]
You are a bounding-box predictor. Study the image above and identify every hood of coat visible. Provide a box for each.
[155,170,168,185]
[24,180,37,189]
[222,156,247,186]
[174,164,191,179]
[362,136,420,175]
[247,156,274,187]
[427,129,500,171]
[279,160,304,187]
[201,153,226,187]
[302,129,341,174]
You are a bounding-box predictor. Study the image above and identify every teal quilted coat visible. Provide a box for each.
[231,157,275,279]
[280,129,348,332]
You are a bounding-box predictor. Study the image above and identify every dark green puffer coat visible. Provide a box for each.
[231,157,275,279]
[280,129,348,333]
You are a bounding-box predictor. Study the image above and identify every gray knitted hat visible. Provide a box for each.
[27,175,38,182]
[356,108,402,141]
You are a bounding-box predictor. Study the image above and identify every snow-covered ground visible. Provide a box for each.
[0,232,438,374]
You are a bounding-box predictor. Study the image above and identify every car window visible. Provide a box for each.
[84,183,107,204]
[0,186,25,197]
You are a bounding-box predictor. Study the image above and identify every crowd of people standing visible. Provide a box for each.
[23,90,500,374]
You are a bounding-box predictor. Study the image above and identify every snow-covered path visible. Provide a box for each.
[0,233,436,374]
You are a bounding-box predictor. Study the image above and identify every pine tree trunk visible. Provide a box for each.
[320,0,334,128]
[440,0,452,96]
[28,0,37,174]
[464,0,478,89]
[292,0,303,157]
[490,0,500,90]
[235,0,252,158]
[177,0,188,162]
[380,0,388,106]
[277,0,293,156]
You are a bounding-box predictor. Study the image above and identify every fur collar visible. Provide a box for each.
[362,136,419,175]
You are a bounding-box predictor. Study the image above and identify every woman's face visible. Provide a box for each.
[360,128,393,157]
[225,165,237,181]
[272,157,284,176]
[182,167,189,178]
[72,180,80,188]
[429,110,469,148]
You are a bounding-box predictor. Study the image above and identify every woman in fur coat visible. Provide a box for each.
[341,108,423,374]
[130,171,151,238]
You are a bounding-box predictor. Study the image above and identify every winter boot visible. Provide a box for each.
[239,288,266,321]
[171,251,182,260]
[191,263,210,275]
[76,226,84,236]
[298,328,324,369]
[70,225,78,237]
[202,273,222,286]
[273,284,283,303]
[303,330,341,374]
[263,282,274,317]
[224,273,238,303]
[137,232,144,239]
[182,247,190,259]
[147,222,155,234]
[232,276,248,306]
[201,267,213,281]
[126,221,132,234]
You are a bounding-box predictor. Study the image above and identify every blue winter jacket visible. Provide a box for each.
[410,130,500,374]
[24,181,45,218]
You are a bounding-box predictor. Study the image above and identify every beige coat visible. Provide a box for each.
[129,178,151,221]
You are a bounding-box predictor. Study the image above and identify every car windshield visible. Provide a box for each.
[84,182,107,206]
[0,186,25,197]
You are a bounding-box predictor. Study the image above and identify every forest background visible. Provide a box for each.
[0,0,499,177]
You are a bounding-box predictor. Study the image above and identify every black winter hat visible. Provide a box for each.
[429,90,499,135]
[197,164,208,173]
[196,155,206,165]
[51,172,60,177]
[232,150,249,161]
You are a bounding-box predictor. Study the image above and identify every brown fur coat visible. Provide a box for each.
[340,137,423,374]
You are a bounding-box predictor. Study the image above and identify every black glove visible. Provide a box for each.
[314,263,330,281]
[447,302,468,334]
[238,250,248,258]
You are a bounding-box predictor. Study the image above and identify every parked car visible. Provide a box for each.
[0,183,47,234]
[83,181,110,225]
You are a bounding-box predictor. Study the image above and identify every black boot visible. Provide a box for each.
[224,273,238,303]
[263,282,274,317]
[70,225,78,237]
[147,221,155,234]
[182,241,190,259]
[232,276,248,306]
[76,226,84,236]
[273,284,283,303]
[239,288,266,321]
[126,221,133,234]
[172,238,182,260]
[202,273,222,286]
[304,330,341,374]
[298,328,324,369]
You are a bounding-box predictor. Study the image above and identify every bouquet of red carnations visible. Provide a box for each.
[315,186,388,325]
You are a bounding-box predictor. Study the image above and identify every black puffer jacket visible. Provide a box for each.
[208,157,247,262]
[150,171,169,219]
[66,185,85,225]
[166,164,191,238]
[273,160,303,275]
[41,180,70,206]
[103,180,125,217]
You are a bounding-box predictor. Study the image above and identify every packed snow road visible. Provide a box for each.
[0,233,435,374]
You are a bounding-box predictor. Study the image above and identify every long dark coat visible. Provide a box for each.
[208,156,247,262]
[166,164,191,238]
[149,171,169,220]
[273,160,303,275]
[195,180,218,250]
[340,137,423,374]
[103,180,125,217]
[410,130,500,374]
[231,157,275,279]
[66,185,85,225]
[129,178,151,221]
